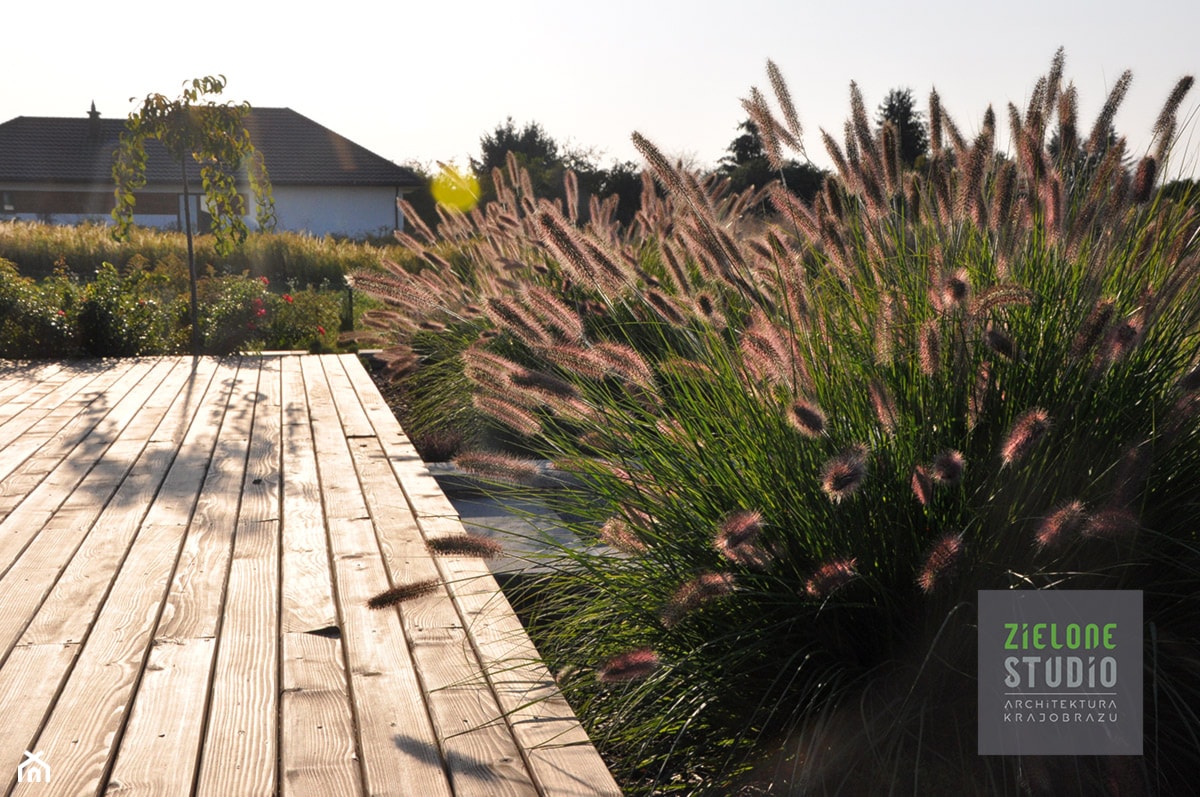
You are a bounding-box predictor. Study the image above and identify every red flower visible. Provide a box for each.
[259,276,269,286]
[256,307,267,317]
[283,293,294,303]
[56,309,66,317]
[317,325,326,336]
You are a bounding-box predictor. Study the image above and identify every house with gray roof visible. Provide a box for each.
[0,105,423,238]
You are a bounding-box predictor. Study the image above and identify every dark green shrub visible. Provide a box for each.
[197,274,342,354]
[0,254,348,358]
[195,273,271,354]
[264,287,341,352]
[76,262,179,356]
[0,259,79,357]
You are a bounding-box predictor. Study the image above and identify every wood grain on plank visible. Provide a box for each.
[0,359,216,662]
[280,355,338,635]
[0,358,157,498]
[0,360,107,448]
[349,434,537,797]
[347,352,618,795]
[195,355,282,796]
[304,355,453,797]
[280,355,361,796]
[437,552,623,797]
[0,355,622,796]
[0,361,66,410]
[10,520,195,797]
[0,643,80,793]
[103,636,218,795]
[319,354,375,440]
[281,632,362,797]
[107,357,262,795]
[0,358,169,574]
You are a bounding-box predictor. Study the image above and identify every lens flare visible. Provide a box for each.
[431,162,480,212]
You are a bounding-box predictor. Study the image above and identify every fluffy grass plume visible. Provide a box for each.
[426,534,504,559]
[367,578,440,609]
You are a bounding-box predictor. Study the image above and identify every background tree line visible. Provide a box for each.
[401,85,1197,234]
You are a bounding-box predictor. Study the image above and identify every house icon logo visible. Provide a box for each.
[17,750,49,783]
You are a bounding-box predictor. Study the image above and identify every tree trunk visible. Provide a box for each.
[181,160,199,355]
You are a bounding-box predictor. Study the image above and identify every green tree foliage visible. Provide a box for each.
[469,117,643,227]
[112,76,275,249]
[474,117,562,174]
[592,160,644,227]
[112,76,276,352]
[394,162,442,235]
[876,87,929,167]
[1161,177,1199,204]
[473,117,572,204]
[716,118,826,206]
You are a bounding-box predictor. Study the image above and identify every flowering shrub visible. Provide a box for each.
[264,287,341,352]
[196,273,273,353]
[0,259,80,357]
[198,274,341,353]
[77,261,181,356]
[360,53,1200,793]
[0,259,342,357]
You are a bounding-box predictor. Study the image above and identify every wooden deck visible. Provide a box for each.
[0,354,620,796]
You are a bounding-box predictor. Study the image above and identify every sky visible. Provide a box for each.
[5,0,1200,179]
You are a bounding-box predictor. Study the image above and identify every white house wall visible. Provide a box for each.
[0,181,406,239]
[264,186,402,238]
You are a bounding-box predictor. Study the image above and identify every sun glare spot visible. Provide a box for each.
[431,163,480,212]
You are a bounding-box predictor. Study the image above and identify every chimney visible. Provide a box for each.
[88,101,100,140]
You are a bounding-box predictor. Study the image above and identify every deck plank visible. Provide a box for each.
[0,362,69,418]
[301,355,452,797]
[319,354,375,440]
[437,551,623,797]
[194,355,282,796]
[0,359,217,663]
[0,357,159,513]
[278,356,363,796]
[349,355,622,797]
[0,359,235,789]
[0,371,126,522]
[347,433,538,797]
[0,361,103,448]
[0,358,157,520]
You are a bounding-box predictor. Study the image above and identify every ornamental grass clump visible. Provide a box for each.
[360,51,1200,794]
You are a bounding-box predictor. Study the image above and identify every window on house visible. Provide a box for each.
[1,192,13,212]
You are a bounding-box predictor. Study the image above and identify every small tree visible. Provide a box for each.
[112,76,275,353]
[717,118,826,207]
[876,87,929,168]
[474,116,561,174]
